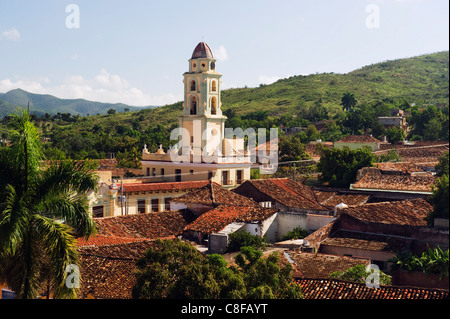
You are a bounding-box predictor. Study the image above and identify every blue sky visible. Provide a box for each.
[0,0,448,106]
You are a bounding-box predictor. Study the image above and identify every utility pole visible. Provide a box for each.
[120,180,123,216]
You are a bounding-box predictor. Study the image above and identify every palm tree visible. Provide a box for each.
[341,92,357,111]
[0,110,97,299]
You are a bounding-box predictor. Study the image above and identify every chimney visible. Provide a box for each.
[334,203,348,216]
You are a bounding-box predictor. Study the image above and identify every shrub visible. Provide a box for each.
[227,231,267,252]
[281,226,308,241]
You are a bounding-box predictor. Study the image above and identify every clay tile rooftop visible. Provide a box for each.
[313,190,370,208]
[338,198,432,226]
[172,181,259,207]
[335,135,382,144]
[184,205,277,234]
[121,180,209,193]
[92,210,197,240]
[285,251,370,279]
[240,178,329,211]
[297,278,449,299]
[351,172,436,193]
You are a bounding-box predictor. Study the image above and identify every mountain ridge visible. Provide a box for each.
[0,88,157,118]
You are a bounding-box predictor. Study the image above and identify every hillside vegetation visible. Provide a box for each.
[0,51,448,162]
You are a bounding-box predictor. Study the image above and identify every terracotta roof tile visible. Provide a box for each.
[94,210,197,239]
[352,172,436,192]
[121,180,209,193]
[376,143,448,165]
[78,239,164,299]
[374,162,425,173]
[184,205,277,234]
[173,181,258,207]
[76,234,147,247]
[241,178,328,211]
[286,251,370,279]
[313,191,370,208]
[336,135,382,144]
[297,278,449,299]
[339,198,432,226]
[321,230,410,252]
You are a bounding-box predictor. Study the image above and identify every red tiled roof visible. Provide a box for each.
[172,181,258,207]
[76,234,147,247]
[374,162,425,173]
[94,210,197,239]
[339,198,432,226]
[285,251,370,279]
[313,191,370,208]
[336,135,382,144]
[241,178,328,211]
[121,180,209,193]
[352,172,436,193]
[321,230,411,252]
[184,205,277,234]
[376,143,448,165]
[78,239,164,299]
[297,278,449,299]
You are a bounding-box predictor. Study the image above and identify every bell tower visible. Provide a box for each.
[180,42,227,156]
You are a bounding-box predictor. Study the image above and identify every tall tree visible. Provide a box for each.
[341,92,357,112]
[0,110,97,299]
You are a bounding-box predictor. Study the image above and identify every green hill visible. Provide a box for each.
[0,88,155,118]
[1,51,448,160]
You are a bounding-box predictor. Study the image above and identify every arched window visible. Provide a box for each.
[190,80,196,91]
[211,80,217,92]
[211,97,217,115]
[190,96,197,115]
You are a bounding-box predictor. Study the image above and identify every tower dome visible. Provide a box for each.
[191,42,214,59]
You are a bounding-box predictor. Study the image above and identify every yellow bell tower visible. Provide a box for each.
[180,42,227,156]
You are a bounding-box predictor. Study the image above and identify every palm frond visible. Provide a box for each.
[33,214,80,299]
[36,159,98,199]
[0,184,30,255]
[37,192,97,238]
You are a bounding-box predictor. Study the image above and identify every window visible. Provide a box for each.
[190,170,194,175]
[92,205,104,218]
[211,80,217,92]
[222,171,229,185]
[151,198,159,212]
[211,97,217,115]
[152,168,156,176]
[237,170,243,184]
[161,168,165,177]
[190,80,196,91]
[164,198,171,211]
[137,200,146,214]
[190,96,197,115]
[146,167,150,176]
[208,171,213,180]
[175,169,182,182]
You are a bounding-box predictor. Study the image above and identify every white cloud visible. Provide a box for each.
[0,69,182,106]
[258,75,282,85]
[213,45,228,61]
[1,28,21,41]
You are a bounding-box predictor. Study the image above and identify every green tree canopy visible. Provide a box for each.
[132,239,302,299]
[317,147,375,188]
